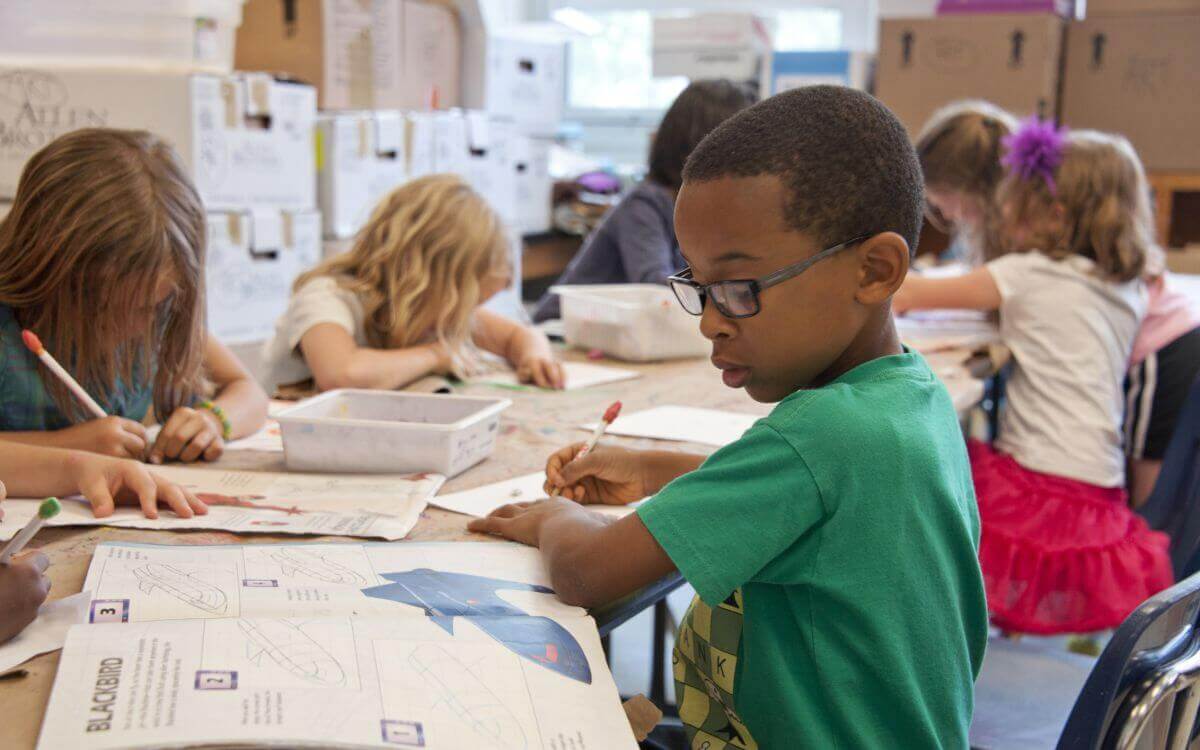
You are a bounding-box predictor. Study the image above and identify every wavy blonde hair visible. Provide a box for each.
[0,128,207,422]
[296,175,510,372]
[995,130,1152,283]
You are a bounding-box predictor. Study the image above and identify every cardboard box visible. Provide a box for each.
[235,0,383,110]
[374,0,461,109]
[461,31,565,135]
[206,209,322,343]
[406,112,437,178]
[651,13,771,81]
[769,51,873,94]
[1084,0,1200,15]
[317,111,408,239]
[937,0,1075,16]
[0,67,316,210]
[1061,13,1200,170]
[510,136,553,235]
[432,109,469,177]
[875,14,1065,136]
[0,0,243,73]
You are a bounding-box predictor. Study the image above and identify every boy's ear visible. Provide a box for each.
[854,232,910,305]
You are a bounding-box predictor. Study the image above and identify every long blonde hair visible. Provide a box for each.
[995,130,1152,283]
[295,175,510,371]
[0,128,207,422]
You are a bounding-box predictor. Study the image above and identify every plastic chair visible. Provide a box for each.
[1056,572,1200,749]
[1139,375,1200,579]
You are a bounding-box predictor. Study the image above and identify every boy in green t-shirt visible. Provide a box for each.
[469,85,987,748]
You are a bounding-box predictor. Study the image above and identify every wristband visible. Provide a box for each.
[197,400,232,441]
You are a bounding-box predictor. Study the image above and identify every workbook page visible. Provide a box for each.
[0,468,444,542]
[38,614,636,749]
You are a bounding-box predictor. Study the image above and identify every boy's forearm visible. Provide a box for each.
[642,451,707,494]
[539,506,677,609]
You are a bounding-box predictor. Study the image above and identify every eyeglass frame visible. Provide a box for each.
[667,234,871,319]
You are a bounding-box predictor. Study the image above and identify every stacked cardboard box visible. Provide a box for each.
[875,13,1065,137]
[0,65,320,344]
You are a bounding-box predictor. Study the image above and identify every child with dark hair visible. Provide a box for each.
[533,79,756,321]
[473,86,986,747]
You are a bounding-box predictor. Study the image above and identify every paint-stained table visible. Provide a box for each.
[0,345,991,748]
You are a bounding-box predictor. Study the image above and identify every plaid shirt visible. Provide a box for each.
[0,305,153,430]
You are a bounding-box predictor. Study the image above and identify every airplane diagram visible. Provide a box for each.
[361,569,592,684]
[270,548,368,585]
[238,619,347,686]
[132,564,229,614]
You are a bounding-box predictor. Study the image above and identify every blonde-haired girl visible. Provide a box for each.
[916,100,1017,264]
[895,122,1173,634]
[0,128,268,468]
[262,175,563,393]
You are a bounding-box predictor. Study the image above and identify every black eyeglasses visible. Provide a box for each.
[667,235,869,319]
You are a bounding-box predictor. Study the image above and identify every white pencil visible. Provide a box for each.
[22,330,107,419]
[577,401,623,459]
[0,498,61,565]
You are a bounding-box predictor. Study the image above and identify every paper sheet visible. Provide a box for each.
[37,542,637,749]
[0,591,90,673]
[0,467,444,542]
[585,405,761,447]
[896,309,999,353]
[432,472,639,519]
[472,361,641,391]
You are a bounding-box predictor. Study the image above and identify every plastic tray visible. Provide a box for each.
[551,284,709,362]
[275,389,511,477]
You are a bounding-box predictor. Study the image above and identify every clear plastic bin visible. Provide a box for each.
[0,1,243,72]
[275,390,511,477]
[552,284,709,362]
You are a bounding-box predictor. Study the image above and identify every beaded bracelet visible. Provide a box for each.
[198,400,232,441]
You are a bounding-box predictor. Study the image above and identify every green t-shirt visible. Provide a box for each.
[637,350,987,749]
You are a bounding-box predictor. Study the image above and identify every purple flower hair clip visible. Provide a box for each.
[1001,116,1068,195]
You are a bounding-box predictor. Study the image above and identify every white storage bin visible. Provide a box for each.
[275,390,511,477]
[0,0,243,73]
[552,284,709,362]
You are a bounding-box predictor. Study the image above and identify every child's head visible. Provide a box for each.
[299,174,510,367]
[0,128,207,420]
[675,85,922,402]
[994,123,1152,282]
[647,79,757,192]
[916,101,1016,249]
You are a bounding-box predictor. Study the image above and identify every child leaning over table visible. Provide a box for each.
[471,86,987,748]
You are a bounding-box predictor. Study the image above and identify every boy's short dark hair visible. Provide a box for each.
[683,85,924,251]
[648,79,758,191]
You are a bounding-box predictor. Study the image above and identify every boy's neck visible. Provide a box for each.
[811,310,904,389]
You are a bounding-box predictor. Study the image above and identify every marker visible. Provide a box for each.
[577,401,622,460]
[22,330,106,419]
[0,498,61,565]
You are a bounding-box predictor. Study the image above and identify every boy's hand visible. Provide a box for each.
[64,452,208,520]
[60,416,147,460]
[467,497,585,547]
[0,551,50,644]
[545,443,649,505]
[149,406,224,464]
[517,355,566,390]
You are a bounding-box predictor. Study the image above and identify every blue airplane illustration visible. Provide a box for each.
[361,568,592,684]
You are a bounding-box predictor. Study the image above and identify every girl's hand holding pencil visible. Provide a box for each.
[58,417,148,460]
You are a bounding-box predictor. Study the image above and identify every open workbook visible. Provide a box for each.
[38,541,637,749]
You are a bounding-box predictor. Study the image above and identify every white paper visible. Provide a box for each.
[896,309,999,353]
[0,467,444,542]
[585,405,761,447]
[0,591,90,673]
[39,542,637,749]
[432,472,638,520]
[472,361,641,391]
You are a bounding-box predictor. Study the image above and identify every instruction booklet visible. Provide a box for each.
[38,541,637,749]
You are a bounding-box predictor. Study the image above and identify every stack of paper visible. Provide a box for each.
[472,361,641,391]
[585,405,761,447]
